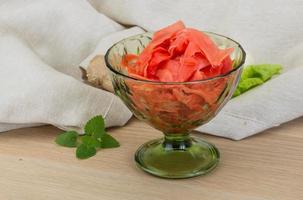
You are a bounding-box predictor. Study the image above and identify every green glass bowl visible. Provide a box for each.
[105,32,246,178]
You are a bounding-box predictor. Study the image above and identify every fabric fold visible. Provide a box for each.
[0,0,132,133]
[197,66,303,140]
[80,26,145,69]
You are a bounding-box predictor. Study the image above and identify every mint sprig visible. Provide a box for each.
[55,115,120,159]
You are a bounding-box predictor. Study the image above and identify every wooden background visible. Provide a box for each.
[0,117,302,200]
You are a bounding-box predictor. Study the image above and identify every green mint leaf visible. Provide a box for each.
[81,135,101,148]
[55,131,78,147]
[92,129,106,140]
[55,115,120,160]
[76,144,96,159]
[84,115,105,138]
[100,133,120,149]
[233,64,282,97]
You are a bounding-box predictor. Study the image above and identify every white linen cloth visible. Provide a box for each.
[1,0,303,140]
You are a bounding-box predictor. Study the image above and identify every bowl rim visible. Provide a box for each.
[104,31,246,84]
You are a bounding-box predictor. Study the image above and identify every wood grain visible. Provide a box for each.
[0,117,302,200]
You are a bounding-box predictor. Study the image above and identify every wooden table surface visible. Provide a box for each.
[0,117,302,200]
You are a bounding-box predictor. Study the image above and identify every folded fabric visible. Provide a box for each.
[0,0,132,133]
[197,66,303,140]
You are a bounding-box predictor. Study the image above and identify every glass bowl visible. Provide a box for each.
[105,32,246,178]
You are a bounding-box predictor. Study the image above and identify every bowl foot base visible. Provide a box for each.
[135,136,220,179]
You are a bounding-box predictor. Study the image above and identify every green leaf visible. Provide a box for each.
[81,135,101,148]
[238,77,264,93]
[233,64,282,97]
[100,133,120,149]
[233,88,241,97]
[55,131,78,147]
[241,64,282,81]
[55,115,120,160]
[92,129,106,140]
[252,64,282,81]
[76,144,96,159]
[241,65,255,80]
[84,115,105,138]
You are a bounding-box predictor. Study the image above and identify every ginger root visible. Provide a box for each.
[84,55,114,93]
